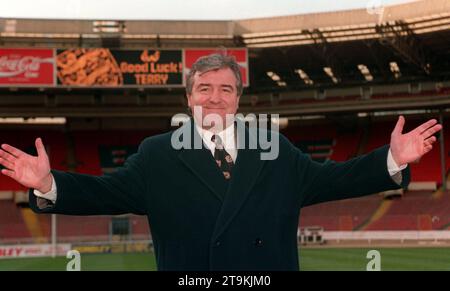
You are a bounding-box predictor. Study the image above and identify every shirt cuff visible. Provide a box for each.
[33,175,57,204]
[387,148,408,176]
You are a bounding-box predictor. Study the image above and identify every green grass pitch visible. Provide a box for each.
[0,248,449,271]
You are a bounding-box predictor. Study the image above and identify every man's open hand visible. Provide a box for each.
[0,138,52,193]
[390,116,443,166]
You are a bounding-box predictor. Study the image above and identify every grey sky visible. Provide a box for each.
[0,0,416,20]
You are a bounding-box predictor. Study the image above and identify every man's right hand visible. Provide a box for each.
[0,137,53,193]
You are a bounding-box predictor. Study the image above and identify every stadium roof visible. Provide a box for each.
[0,0,449,118]
[2,0,448,89]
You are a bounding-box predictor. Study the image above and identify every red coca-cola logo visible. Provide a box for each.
[0,55,53,78]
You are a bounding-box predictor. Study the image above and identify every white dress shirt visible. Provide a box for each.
[195,122,237,163]
[34,127,406,203]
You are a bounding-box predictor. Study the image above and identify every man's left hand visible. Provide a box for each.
[390,115,443,166]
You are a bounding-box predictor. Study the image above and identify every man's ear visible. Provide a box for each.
[186,94,192,107]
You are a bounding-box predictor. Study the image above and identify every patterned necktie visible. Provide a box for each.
[212,135,234,180]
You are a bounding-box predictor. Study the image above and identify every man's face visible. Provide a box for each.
[187,67,240,130]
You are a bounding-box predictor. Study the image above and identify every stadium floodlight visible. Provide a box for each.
[267,71,286,86]
[296,69,307,79]
[295,69,314,85]
[358,64,369,74]
[357,64,374,82]
[390,62,401,79]
[267,72,281,81]
[323,67,333,77]
[323,67,339,84]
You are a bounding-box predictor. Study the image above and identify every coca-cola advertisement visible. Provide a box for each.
[0,48,55,86]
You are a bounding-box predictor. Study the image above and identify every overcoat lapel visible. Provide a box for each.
[211,125,266,241]
[176,119,267,239]
[177,120,228,201]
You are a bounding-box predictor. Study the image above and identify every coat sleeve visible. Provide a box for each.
[28,139,150,216]
[295,144,410,207]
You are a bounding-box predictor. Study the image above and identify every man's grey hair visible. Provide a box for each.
[186,53,243,96]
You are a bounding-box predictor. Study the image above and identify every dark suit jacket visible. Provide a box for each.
[29,120,410,270]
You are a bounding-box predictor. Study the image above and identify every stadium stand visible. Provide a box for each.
[300,195,383,230]
[0,200,31,240]
[364,190,450,230]
[300,190,450,231]
[0,0,449,248]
